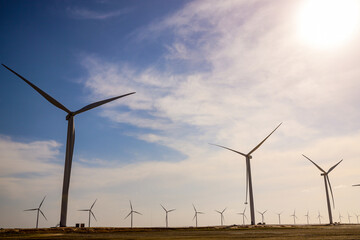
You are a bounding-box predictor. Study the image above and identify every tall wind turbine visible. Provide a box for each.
[302,154,342,224]
[257,210,267,224]
[305,211,310,224]
[354,213,359,224]
[160,204,175,228]
[215,208,226,226]
[24,196,47,228]
[78,199,97,227]
[348,212,352,223]
[339,212,343,223]
[290,210,298,225]
[317,211,323,224]
[210,123,282,225]
[238,207,247,225]
[125,201,142,228]
[276,212,283,225]
[2,64,135,227]
[192,204,204,227]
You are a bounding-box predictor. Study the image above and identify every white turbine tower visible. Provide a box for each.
[210,123,282,225]
[160,204,175,228]
[257,210,267,224]
[302,154,342,224]
[238,207,247,225]
[192,204,204,227]
[290,210,298,225]
[215,208,226,226]
[24,196,47,228]
[305,211,310,225]
[2,64,135,227]
[78,199,97,227]
[125,201,142,228]
[276,212,283,225]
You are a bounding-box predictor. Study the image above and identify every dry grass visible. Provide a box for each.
[1,224,360,239]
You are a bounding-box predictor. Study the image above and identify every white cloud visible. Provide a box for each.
[67,7,130,20]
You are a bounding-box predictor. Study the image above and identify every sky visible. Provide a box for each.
[1,0,360,228]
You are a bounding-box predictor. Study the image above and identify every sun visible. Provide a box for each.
[297,0,360,49]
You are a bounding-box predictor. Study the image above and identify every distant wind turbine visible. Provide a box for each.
[210,123,282,225]
[192,204,204,227]
[302,154,342,224]
[160,204,175,228]
[339,212,343,223]
[257,210,267,224]
[215,208,226,226]
[305,211,310,225]
[238,207,247,225]
[125,201,142,228]
[355,213,359,224]
[290,210,298,225]
[78,199,97,227]
[276,212,283,225]
[317,211,323,224]
[348,212,352,223]
[2,64,135,227]
[24,196,47,228]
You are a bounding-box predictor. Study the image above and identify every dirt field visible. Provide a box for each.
[1,224,360,240]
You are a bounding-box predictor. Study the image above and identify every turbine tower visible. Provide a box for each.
[192,204,204,227]
[302,154,342,224]
[215,208,226,226]
[355,213,359,224]
[78,199,97,227]
[125,201,142,228]
[276,212,282,225]
[2,64,135,227]
[348,212,352,223]
[210,123,282,225]
[24,196,47,228]
[317,211,322,224]
[257,210,267,224]
[160,204,175,228]
[290,210,298,225]
[305,211,310,224]
[238,207,247,225]
[339,212,343,223]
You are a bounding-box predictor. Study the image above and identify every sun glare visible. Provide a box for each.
[297,0,360,48]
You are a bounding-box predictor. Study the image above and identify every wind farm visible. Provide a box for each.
[2,0,360,239]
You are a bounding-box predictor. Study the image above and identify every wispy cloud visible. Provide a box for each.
[67,7,130,20]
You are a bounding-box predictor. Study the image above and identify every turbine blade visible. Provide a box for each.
[264,210,268,214]
[209,143,247,157]
[74,92,136,116]
[248,122,282,155]
[326,175,335,208]
[168,209,176,212]
[245,167,249,204]
[124,212,131,219]
[302,154,326,173]
[24,208,38,211]
[160,204,166,212]
[78,209,89,211]
[91,210,97,221]
[327,159,343,174]
[222,208,227,213]
[193,213,196,220]
[39,196,46,208]
[130,201,133,211]
[90,199,97,210]
[215,210,221,214]
[353,184,360,186]
[198,212,204,214]
[133,211,142,215]
[40,209,48,221]
[192,204,196,212]
[2,64,71,113]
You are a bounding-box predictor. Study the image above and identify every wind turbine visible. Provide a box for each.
[257,210,267,224]
[354,213,359,224]
[348,212,352,223]
[210,123,282,225]
[192,204,204,227]
[276,212,283,225]
[24,196,47,228]
[302,154,342,224]
[305,211,310,224]
[160,204,175,228]
[238,207,247,225]
[124,201,142,228]
[339,212,343,223]
[2,64,135,227]
[317,211,323,224]
[78,199,97,227]
[290,210,298,225]
[215,208,226,226]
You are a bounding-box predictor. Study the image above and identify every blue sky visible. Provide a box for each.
[1,0,360,228]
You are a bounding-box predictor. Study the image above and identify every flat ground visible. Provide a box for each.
[1,225,360,240]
